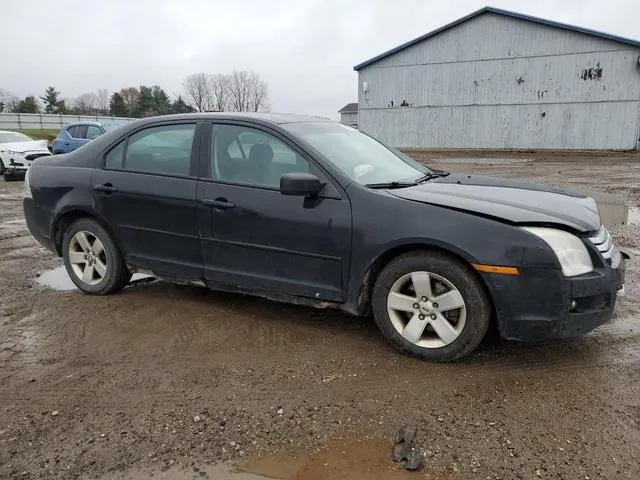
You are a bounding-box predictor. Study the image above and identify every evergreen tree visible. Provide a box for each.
[40,87,64,114]
[151,85,171,115]
[136,85,155,117]
[109,92,127,117]
[15,96,40,113]
[171,95,195,114]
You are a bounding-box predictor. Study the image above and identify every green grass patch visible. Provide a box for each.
[12,129,60,141]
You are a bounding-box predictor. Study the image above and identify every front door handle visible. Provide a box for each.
[202,198,235,209]
[94,183,118,193]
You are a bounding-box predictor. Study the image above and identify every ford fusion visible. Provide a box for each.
[23,113,626,361]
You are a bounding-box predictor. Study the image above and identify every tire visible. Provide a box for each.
[0,160,5,175]
[62,218,131,295]
[372,250,490,362]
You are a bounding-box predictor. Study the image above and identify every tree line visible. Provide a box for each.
[0,70,269,118]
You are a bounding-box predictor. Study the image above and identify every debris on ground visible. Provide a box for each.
[392,426,421,471]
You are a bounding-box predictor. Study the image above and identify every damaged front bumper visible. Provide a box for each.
[487,249,627,342]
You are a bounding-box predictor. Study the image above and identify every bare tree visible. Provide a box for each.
[183,73,210,112]
[0,89,19,112]
[119,87,139,117]
[250,78,269,112]
[227,71,269,112]
[95,88,110,113]
[74,92,98,114]
[208,74,229,112]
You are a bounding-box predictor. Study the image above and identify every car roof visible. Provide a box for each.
[64,121,103,128]
[124,112,331,127]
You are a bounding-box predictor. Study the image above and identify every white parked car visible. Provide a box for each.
[0,131,51,181]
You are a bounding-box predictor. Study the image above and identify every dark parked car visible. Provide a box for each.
[23,113,626,361]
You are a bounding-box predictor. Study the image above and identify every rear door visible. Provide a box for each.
[68,125,89,151]
[196,122,352,301]
[94,122,203,280]
[86,125,104,141]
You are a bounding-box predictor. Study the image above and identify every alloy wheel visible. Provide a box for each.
[386,271,466,348]
[68,230,108,286]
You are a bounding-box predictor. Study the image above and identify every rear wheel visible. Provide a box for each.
[62,218,131,294]
[372,251,490,362]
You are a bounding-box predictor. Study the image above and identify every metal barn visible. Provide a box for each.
[338,102,359,127]
[354,7,640,150]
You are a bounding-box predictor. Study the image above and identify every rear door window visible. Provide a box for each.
[116,124,196,176]
[69,125,88,139]
[86,125,103,140]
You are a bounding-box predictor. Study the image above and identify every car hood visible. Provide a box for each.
[0,140,49,153]
[389,174,600,233]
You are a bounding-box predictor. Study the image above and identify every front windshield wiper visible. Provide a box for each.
[364,181,417,189]
[414,171,450,183]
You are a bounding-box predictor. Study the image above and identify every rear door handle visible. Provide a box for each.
[202,199,235,209]
[94,184,118,193]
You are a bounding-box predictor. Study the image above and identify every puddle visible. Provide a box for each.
[36,266,150,291]
[90,464,273,480]
[592,197,639,227]
[627,206,640,225]
[91,436,429,480]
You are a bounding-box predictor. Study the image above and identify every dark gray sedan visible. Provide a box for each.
[23,113,626,361]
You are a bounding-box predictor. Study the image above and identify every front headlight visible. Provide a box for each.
[523,227,593,277]
[24,169,32,199]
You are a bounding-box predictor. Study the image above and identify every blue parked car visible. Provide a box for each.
[52,122,126,154]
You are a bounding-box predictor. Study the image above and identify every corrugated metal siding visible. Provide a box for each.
[340,112,358,127]
[358,12,640,149]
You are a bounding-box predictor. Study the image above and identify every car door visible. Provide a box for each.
[94,122,203,280]
[197,122,352,302]
[57,127,75,153]
[86,125,104,141]
[68,125,89,151]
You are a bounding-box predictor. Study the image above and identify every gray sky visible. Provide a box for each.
[2,0,639,119]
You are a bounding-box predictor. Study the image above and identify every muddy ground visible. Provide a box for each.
[0,153,639,480]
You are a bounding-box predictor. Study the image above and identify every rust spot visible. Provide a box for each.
[580,62,603,81]
[516,76,525,85]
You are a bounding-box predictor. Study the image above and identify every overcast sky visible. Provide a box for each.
[2,0,639,119]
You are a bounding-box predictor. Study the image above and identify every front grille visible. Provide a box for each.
[588,226,621,268]
[25,153,51,161]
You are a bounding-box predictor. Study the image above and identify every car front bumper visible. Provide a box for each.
[486,257,626,342]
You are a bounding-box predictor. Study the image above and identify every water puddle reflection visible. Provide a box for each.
[593,198,639,227]
[37,266,151,291]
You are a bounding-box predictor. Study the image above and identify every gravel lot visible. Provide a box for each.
[1,153,639,479]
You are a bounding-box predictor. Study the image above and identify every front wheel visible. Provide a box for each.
[62,218,131,294]
[372,251,490,362]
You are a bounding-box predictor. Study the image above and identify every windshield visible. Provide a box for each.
[284,122,430,185]
[0,132,33,143]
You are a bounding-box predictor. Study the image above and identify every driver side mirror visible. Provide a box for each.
[280,172,325,197]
